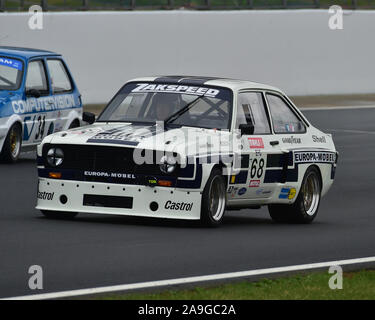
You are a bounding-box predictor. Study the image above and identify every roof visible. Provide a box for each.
[0,46,60,59]
[129,75,282,93]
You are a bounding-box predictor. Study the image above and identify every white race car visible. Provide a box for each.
[36,76,338,226]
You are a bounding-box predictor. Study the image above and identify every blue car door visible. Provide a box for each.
[22,58,52,145]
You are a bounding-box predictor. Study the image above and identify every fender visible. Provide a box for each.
[0,114,23,153]
[64,109,82,130]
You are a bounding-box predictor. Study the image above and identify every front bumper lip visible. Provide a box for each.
[36,178,202,220]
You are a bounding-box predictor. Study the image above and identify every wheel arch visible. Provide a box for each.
[0,116,23,153]
[69,118,80,129]
[306,164,323,191]
[211,162,229,186]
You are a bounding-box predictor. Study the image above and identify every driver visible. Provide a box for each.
[152,93,180,121]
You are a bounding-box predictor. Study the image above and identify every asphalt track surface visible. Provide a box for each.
[0,107,374,298]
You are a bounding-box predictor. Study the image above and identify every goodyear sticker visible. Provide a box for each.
[279,187,296,200]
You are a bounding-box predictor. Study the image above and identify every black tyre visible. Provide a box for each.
[268,166,321,224]
[200,168,227,227]
[41,210,78,220]
[0,123,22,163]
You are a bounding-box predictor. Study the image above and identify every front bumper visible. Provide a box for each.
[36,178,202,220]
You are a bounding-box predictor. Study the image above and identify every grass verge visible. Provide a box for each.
[96,270,375,300]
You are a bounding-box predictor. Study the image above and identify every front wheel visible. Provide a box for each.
[41,210,78,220]
[200,169,227,227]
[0,123,22,163]
[268,166,321,224]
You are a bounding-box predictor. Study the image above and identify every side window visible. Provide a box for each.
[236,92,271,134]
[25,60,48,93]
[46,59,73,93]
[266,94,306,133]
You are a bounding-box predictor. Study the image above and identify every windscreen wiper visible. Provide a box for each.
[164,95,206,125]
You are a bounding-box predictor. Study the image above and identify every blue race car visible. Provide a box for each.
[0,46,82,162]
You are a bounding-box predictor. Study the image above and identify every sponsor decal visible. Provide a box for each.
[256,188,272,196]
[248,138,264,149]
[285,124,295,132]
[0,57,22,70]
[249,180,260,188]
[132,83,220,98]
[84,171,136,179]
[227,186,238,198]
[238,187,247,196]
[294,151,336,164]
[312,135,327,143]
[11,94,76,115]
[282,136,301,144]
[255,150,262,157]
[288,188,297,200]
[37,191,54,200]
[279,187,296,200]
[87,124,161,146]
[164,200,193,211]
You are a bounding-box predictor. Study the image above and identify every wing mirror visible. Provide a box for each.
[25,89,41,98]
[83,112,96,124]
[239,123,255,135]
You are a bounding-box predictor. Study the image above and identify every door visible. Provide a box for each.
[264,93,307,198]
[46,58,76,132]
[23,59,51,145]
[230,91,283,200]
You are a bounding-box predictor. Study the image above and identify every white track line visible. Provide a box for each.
[3,256,375,300]
[300,105,375,111]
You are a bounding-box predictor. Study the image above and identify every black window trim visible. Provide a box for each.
[264,91,307,135]
[46,58,74,95]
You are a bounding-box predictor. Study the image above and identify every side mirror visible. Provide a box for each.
[82,111,96,124]
[239,123,255,135]
[25,89,41,98]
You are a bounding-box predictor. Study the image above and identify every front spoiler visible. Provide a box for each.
[36,178,202,220]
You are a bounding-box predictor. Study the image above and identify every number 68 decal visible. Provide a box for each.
[250,158,265,178]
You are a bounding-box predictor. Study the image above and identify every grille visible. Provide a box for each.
[42,144,179,176]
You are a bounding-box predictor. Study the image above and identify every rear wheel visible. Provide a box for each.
[0,123,22,163]
[41,210,78,220]
[201,169,227,227]
[268,166,321,224]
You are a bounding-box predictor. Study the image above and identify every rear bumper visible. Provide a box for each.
[36,178,202,220]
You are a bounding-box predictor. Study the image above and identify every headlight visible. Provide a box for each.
[159,155,177,174]
[46,148,64,167]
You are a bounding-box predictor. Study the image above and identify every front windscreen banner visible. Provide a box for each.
[0,57,23,70]
[128,82,226,99]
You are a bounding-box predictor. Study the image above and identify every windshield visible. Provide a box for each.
[0,56,23,90]
[98,82,233,130]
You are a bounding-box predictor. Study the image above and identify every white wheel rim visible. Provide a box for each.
[302,172,320,216]
[208,176,226,221]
